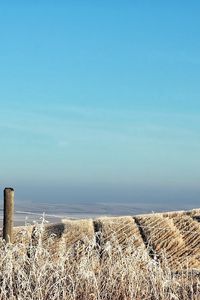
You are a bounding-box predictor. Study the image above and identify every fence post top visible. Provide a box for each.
[4,187,14,192]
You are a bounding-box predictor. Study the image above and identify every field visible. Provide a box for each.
[0,209,199,299]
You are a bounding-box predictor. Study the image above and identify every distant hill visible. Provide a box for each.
[2,208,199,271]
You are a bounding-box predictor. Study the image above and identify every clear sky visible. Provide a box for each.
[0,1,200,208]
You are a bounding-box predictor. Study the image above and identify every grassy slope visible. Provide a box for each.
[0,209,199,299]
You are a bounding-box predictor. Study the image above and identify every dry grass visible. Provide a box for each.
[170,215,200,269]
[135,215,188,269]
[0,215,199,300]
[94,216,146,250]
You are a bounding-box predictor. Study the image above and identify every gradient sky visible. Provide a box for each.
[0,1,200,207]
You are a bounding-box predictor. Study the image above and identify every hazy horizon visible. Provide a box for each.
[0,184,199,217]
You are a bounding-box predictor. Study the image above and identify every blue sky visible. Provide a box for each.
[0,1,200,207]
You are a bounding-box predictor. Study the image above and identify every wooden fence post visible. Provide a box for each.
[3,188,14,243]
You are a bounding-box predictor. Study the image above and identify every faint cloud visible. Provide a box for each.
[57,140,70,147]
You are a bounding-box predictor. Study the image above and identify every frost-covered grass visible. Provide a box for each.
[0,220,199,300]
